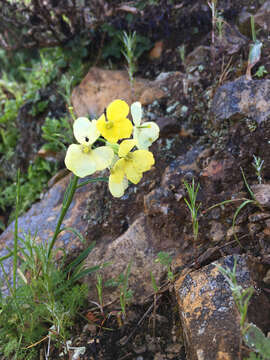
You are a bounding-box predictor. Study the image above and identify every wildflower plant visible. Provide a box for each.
[65,99,159,198]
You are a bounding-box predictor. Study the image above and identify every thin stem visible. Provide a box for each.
[1,262,23,324]
[13,170,20,292]
[47,175,78,260]
[76,177,108,189]
[250,16,256,42]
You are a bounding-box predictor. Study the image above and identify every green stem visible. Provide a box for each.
[250,16,256,42]
[13,170,20,293]
[76,177,108,189]
[47,175,78,261]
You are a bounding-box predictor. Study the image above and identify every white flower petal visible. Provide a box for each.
[65,144,96,177]
[134,122,159,149]
[74,118,100,145]
[91,146,114,171]
[131,102,142,126]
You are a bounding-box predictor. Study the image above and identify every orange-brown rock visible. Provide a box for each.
[149,40,164,60]
[174,255,270,360]
[71,67,166,118]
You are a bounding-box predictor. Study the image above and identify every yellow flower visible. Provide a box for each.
[109,139,155,197]
[65,117,114,177]
[131,101,159,150]
[96,99,133,143]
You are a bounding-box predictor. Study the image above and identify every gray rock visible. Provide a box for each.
[0,174,88,293]
[211,76,270,125]
[85,215,171,305]
[254,1,270,31]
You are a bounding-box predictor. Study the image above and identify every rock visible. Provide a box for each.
[210,76,270,184]
[155,116,183,137]
[248,211,270,223]
[185,46,210,70]
[211,76,270,125]
[71,67,166,118]
[251,184,270,210]
[237,1,270,37]
[209,221,225,243]
[214,22,248,56]
[85,215,173,305]
[263,269,270,284]
[254,1,270,32]
[238,8,252,37]
[174,255,270,360]
[0,174,95,293]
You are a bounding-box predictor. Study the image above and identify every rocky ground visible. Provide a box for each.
[1,1,270,359]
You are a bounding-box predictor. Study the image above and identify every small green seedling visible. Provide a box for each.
[218,257,270,360]
[218,257,254,334]
[208,0,218,45]
[96,273,104,314]
[183,179,201,243]
[118,262,133,319]
[155,251,173,282]
[216,12,224,39]
[120,31,137,91]
[252,155,264,184]
[255,65,268,78]
[178,44,185,66]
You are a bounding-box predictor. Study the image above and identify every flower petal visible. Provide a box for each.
[131,150,155,172]
[96,115,132,143]
[133,122,160,150]
[109,175,128,198]
[91,146,114,171]
[107,99,129,121]
[116,118,133,140]
[110,158,126,183]
[118,139,137,158]
[131,102,142,126]
[125,161,142,184]
[65,144,96,177]
[74,118,100,145]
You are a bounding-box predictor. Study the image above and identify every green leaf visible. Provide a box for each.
[70,265,101,282]
[64,242,96,274]
[58,227,86,244]
[244,323,270,359]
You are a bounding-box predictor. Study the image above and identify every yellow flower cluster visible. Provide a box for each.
[65,99,159,197]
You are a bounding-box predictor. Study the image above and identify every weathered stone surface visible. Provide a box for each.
[85,215,169,305]
[0,174,90,291]
[214,22,247,56]
[251,184,270,210]
[254,1,270,32]
[71,67,166,118]
[185,46,210,69]
[211,76,270,125]
[174,255,270,360]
